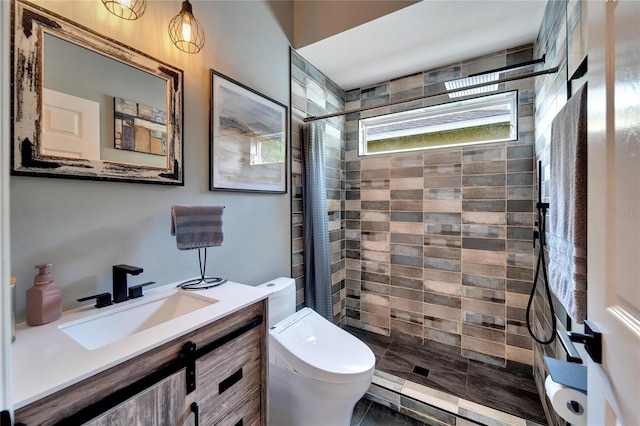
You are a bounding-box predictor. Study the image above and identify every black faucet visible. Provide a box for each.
[77,293,113,308]
[112,264,143,303]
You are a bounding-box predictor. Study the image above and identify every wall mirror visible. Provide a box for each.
[11,1,184,185]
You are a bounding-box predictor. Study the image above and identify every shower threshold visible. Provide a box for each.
[365,369,546,426]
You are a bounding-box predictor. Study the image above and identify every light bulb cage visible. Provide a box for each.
[168,0,206,54]
[102,0,147,20]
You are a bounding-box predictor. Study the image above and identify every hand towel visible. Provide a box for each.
[171,205,224,250]
[548,84,587,323]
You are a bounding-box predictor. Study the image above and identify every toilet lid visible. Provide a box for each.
[269,308,375,384]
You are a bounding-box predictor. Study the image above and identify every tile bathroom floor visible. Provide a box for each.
[345,326,547,425]
[352,398,429,426]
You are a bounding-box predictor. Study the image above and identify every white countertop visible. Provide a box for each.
[12,279,270,409]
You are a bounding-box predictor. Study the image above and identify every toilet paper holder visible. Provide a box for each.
[557,319,602,364]
[544,356,587,393]
[544,358,588,426]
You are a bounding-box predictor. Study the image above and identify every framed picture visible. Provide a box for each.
[209,70,288,193]
[114,97,167,156]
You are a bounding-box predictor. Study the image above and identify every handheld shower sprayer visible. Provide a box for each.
[525,161,556,345]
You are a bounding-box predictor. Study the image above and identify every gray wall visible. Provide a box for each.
[10,0,293,321]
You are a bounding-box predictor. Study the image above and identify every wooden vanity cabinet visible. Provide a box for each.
[14,300,268,426]
[195,326,263,425]
[85,370,193,426]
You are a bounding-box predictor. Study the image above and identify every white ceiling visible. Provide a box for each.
[297,0,548,91]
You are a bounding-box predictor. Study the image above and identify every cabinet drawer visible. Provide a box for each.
[197,326,262,425]
[214,387,261,426]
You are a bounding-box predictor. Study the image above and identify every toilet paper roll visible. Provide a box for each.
[545,375,588,426]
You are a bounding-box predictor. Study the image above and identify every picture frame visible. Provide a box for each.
[209,70,288,193]
[114,97,167,156]
[11,1,184,185]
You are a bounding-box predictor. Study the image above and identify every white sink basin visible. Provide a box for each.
[59,291,218,350]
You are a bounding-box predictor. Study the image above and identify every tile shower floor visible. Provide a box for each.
[345,326,547,426]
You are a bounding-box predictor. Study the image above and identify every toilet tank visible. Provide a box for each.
[258,277,296,327]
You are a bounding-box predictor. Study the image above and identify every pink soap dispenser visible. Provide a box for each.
[26,263,62,326]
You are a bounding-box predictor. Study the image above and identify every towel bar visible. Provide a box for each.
[557,320,602,364]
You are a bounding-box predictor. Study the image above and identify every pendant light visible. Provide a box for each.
[101,0,146,20]
[168,0,206,54]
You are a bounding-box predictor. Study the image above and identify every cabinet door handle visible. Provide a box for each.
[219,368,243,395]
[190,402,200,426]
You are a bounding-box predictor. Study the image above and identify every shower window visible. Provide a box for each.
[358,91,518,156]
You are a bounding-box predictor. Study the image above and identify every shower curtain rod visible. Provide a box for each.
[303,66,559,123]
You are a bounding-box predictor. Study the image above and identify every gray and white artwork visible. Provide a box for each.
[211,72,287,193]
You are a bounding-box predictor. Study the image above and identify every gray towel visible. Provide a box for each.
[171,205,224,250]
[548,84,587,323]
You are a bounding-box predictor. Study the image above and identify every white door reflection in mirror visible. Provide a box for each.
[42,89,100,160]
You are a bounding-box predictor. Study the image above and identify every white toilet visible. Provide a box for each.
[258,277,375,426]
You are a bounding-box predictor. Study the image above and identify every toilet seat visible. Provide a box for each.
[269,308,375,385]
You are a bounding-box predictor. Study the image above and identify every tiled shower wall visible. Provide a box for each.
[342,46,537,369]
[291,17,585,376]
[533,1,587,425]
[290,50,347,322]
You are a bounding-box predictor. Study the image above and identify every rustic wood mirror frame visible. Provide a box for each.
[11,0,184,185]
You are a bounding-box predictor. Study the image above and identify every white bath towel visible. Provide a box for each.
[171,205,224,250]
[548,84,587,323]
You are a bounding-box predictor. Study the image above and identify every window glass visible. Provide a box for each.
[358,91,518,156]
